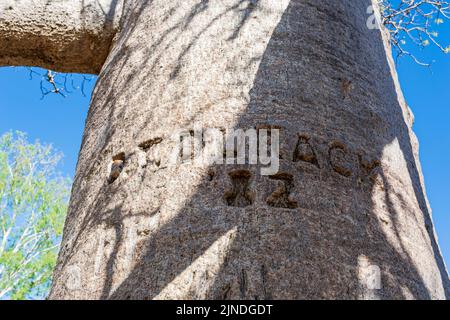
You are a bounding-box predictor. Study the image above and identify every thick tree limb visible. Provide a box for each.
[0,0,123,74]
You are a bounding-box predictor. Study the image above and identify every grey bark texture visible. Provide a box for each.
[1,0,449,299]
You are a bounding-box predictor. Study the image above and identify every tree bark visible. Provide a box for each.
[1,0,449,299]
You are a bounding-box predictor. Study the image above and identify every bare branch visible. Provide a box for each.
[379,0,450,65]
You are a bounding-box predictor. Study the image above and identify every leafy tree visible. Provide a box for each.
[0,132,71,300]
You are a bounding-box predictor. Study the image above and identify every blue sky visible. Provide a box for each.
[0,31,449,270]
[0,69,95,175]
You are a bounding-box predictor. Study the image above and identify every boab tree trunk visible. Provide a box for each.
[1,0,449,300]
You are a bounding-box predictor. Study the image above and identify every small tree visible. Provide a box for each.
[0,132,71,300]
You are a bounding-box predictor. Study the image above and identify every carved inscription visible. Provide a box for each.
[108,152,125,184]
[138,137,163,152]
[139,137,164,168]
[266,173,298,209]
[358,153,382,186]
[119,128,381,209]
[329,142,353,177]
[224,170,254,207]
[293,135,319,167]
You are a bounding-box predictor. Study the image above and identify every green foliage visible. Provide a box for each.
[0,131,71,300]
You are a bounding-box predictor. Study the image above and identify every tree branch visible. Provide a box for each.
[0,0,123,74]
